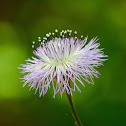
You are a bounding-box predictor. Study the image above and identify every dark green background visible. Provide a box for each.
[0,0,126,126]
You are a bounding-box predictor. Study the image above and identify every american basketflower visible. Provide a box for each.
[19,29,108,126]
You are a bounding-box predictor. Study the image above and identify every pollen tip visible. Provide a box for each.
[43,37,47,40]
[55,29,58,32]
[32,45,34,48]
[38,37,41,39]
[70,30,72,33]
[74,31,77,34]
[46,34,50,37]
[64,30,67,34]
[60,32,62,36]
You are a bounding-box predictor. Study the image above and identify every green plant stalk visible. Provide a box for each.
[66,93,83,126]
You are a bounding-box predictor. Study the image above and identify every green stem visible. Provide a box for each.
[66,93,83,126]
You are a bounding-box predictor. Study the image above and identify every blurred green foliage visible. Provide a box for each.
[0,0,126,126]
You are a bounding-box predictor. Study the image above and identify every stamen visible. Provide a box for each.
[38,37,41,39]
[64,30,67,34]
[55,29,58,33]
[43,37,47,40]
[69,30,72,33]
[67,29,70,32]
[74,31,77,34]
[32,29,80,49]
[55,29,58,37]
[38,37,41,43]
[46,34,50,37]
[64,30,67,38]
[60,32,62,36]
[81,35,83,40]
[32,45,34,48]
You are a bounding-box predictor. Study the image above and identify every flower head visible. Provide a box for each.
[19,29,108,98]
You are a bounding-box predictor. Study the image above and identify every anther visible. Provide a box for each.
[69,30,72,33]
[81,35,83,40]
[60,32,62,36]
[43,37,47,40]
[55,29,58,32]
[38,37,41,39]
[64,30,67,34]
[64,30,67,38]
[46,34,50,37]
[75,36,78,42]
[32,45,34,48]
[55,29,58,37]
[74,31,77,34]
[38,37,41,42]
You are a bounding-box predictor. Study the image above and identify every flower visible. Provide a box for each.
[19,29,108,98]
